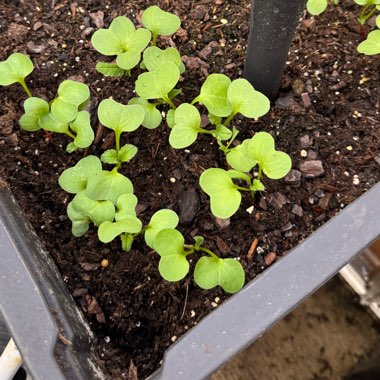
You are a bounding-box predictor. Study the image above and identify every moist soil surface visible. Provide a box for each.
[0,0,379,379]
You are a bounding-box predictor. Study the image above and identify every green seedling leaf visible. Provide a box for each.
[101,149,118,165]
[19,97,49,131]
[212,124,232,141]
[194,256,245,293]
[226,139,257,172]
[121,233,134,252]
[98,216,142,243]
[194,74,233,117]
[306,0,328,15]
[354,0,380,5]
[96,62,127,77]
[376,15,380,29]
[145,209,179,249]
[357,30,380,55]
[119,144,138,163]
[115,193,138,221]
[135,61,180,100]
[199,168,242,219]
[193,236,204,249]
[169,103,201,149]
[208,113,222,126]
[154,228,189,282]
[86,168,134,204]
[98,98,145,136]
[250,179,265,192]
[70,190,115,226]
[70,111,94,149]
[168,88,182,99]
[38,113,69,134]
[128,97,162,129]
[143,46,181,71]
[67,203,90,237]
[227,170,251,183]
[51,80,90,123]
[249,132,292,179]
[66,142,78,153]
[59,155,102,194]
[166,109,175,129]
[141,6,181,37]
[0,53,33,88]
[91,16,151,70]
[227,78,270,119]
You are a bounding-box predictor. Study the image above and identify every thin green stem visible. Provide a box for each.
[191,96,200,105]
[19,79,32,97]
[358,4,374,25]
[115,131,121,153]
[226,128,239,149]
[257,166,262,181]
[235,186,252,192]
[223,112,236,127]
[65,130,76,139]
[196,246,219,259]
[152,32,157,46]
[163,95,176,110]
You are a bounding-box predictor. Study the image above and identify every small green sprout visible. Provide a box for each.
[357,30,380,55]
[98,98,145,166]
[154,229,245,293]
[0,53,34,97]
[19,97,49,131]
[91,16,151,76]
[200,132,291,219]
[141,5,181,46]
[306,0,328,15]
[95,62,129,78]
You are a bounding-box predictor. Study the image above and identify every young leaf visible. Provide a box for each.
[306,0,328,15]
[143,46,181,72]
[98,98,145,136]
[249,132,291,179]
[19,97,49,131]
[86,168,134,204]
[121,233,134,252]
[141,6,181,37]
[70,190,115,226]
[135,62,180,100]
[199,168,242,219]
[154,228,189,282]
[145,209,179,249]
[98,216,142,243]
[101,149,118,165]
[166,109,175,129]
[208,113,222,126]
[67,203,90,237]
[227,78,270,119]
[0,53,33,87]
[194,257,245,293]
[96,62,127,77]
[70,111,94,149]
[51,80,90,123]
[250,179,265,192]
[193,236,204,249]
[226,139,257,172]
[38,113,69,134]
[118,144,138,163]
[58,155,102,194]
[193,74,233,117]
[169,103,201,149]
[212,124,232,141]
[66,142,78,153]
[115,193,138,221]
[357,30,380,55]
[91,16,151,70]
[128,97,162,129]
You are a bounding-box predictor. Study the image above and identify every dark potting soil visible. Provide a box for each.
[0,0,379,378]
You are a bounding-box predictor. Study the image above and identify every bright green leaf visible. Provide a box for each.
[194,256,245,293]
[194,74,233,117]
[226,139,257,172]
[101,149,118,165]
[199,168,242,219]
[98,98,145,136]
[145,209,179,249]
[98,216,142,243]
[70,111,94,149]
[66,142,78,153]
[306,0,328,15]
[250,179,265,192]
[208,113,222,126]
[135,62,180,100]
[193,236,204,249]
[166,109,175,128]
[118,144,138,163]
[212,124,232,141]
[143,46,181,71]
[141,6,181,36]
[38,113,69,134]
[67,203,90,237]
[357,30,380,55]
[96,62,126,77]
[115,193,138,221]
[86,168,134,204]
[128,97,162,129]
[58,155,102,194]
[154,228,189,282]
[0,53,34,86]
[169,103,201,149]
[19,97,49,131]
[227,78,270,119]
[120,233,134,251]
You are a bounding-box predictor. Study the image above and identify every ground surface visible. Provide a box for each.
[0,0,379,378]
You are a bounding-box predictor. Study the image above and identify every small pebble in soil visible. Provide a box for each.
[214,297,220,303]
[190,310,196,318]
[300,160,325,178]
[300,149,308,157]
[179,188,199,225]
[104,336,110,343]
[246,205,254,214]
[318,193,332,210]
[353,175,360,186]
[214,217,230,229]
[101,259,108,268]
[346,145,353,151]
[292,204,303,217]
[169,177,176,183]
[264,252,277,266]
[211,302,218,308]
[171,336,177,342]
[285,169,301,185]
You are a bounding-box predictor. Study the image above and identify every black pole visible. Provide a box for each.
[244,0,307,100]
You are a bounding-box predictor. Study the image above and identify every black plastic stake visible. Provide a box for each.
[244,0,307,100]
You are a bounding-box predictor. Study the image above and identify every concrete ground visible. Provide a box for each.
[213,277,380,380]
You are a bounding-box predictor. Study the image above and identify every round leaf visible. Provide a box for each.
[212,124,232,141]
[357,30,380,55]
[169,103,201,149]
[86,169,134,204]
[226,139,257,172]
[38,113,69,134]
[145,209,179,249]
[19,97,49,132]
[116,50,141,70]
[98,216,142,243]
[118,144,138,163]
[0,53,34,86]
[96,62,126,77]
[70,111,94,149]
[227,78,270,119]
[196,74,233,117]
[128,97,162,129]
[101,149,118,165]
[306,0,328,15]
[115,193,138,221]
[98,98,145,135]
[141,6,181,36]
[135,62,180,100]
[143,46,181,72]
[199,168,242,219]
